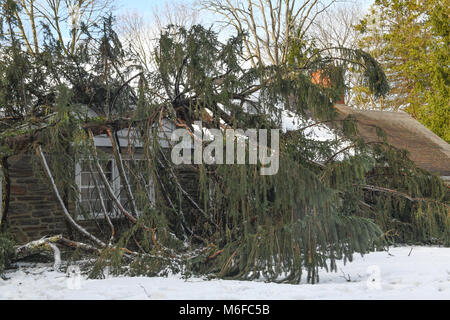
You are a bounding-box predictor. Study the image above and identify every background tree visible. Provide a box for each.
[309,3,370,107]
[202,0,339,67]
[356,0,450,142]
[119,0,200,72]
[0,0,113,56]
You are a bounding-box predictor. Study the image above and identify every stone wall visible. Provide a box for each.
[5,150,202,245]
[6,154,69,244]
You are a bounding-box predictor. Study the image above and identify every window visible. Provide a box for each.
[75,157,154,219]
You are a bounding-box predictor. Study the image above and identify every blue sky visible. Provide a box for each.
[114,0,375,18]
[114,0,155,13]
[114,0,196,15]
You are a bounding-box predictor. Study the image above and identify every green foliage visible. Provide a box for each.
[357,0,450,142]
[365,144,450,245]
[186,158,383,283]
[0,229,14,275]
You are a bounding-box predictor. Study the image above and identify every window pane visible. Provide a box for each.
[78,158,114,216]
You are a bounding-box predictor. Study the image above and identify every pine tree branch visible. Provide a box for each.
[87,130,138,225]
[35,145,106,248]
[359,184,450,209]
[106,128,139,218]
[87,161,115,245]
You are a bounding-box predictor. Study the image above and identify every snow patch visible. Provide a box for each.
[1,246,449,300]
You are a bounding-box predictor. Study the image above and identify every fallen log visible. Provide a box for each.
[13,235,104,269]
[14,235,63,270]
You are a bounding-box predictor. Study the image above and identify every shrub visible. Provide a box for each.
[0,230,15,276]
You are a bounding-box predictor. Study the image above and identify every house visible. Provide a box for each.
[312,69,450,184]
[0,116,184,244]
[2,101,449,244]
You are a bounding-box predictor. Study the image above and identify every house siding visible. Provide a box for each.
[6,153,135,244]
[6,154,69,243]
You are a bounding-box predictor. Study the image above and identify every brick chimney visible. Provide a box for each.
[311,70,345,105]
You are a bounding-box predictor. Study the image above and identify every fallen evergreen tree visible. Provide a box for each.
[0,8,448,283]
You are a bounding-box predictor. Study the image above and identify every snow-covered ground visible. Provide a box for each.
[1,246,449,300]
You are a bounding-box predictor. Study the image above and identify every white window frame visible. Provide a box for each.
[75,156,154,220]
